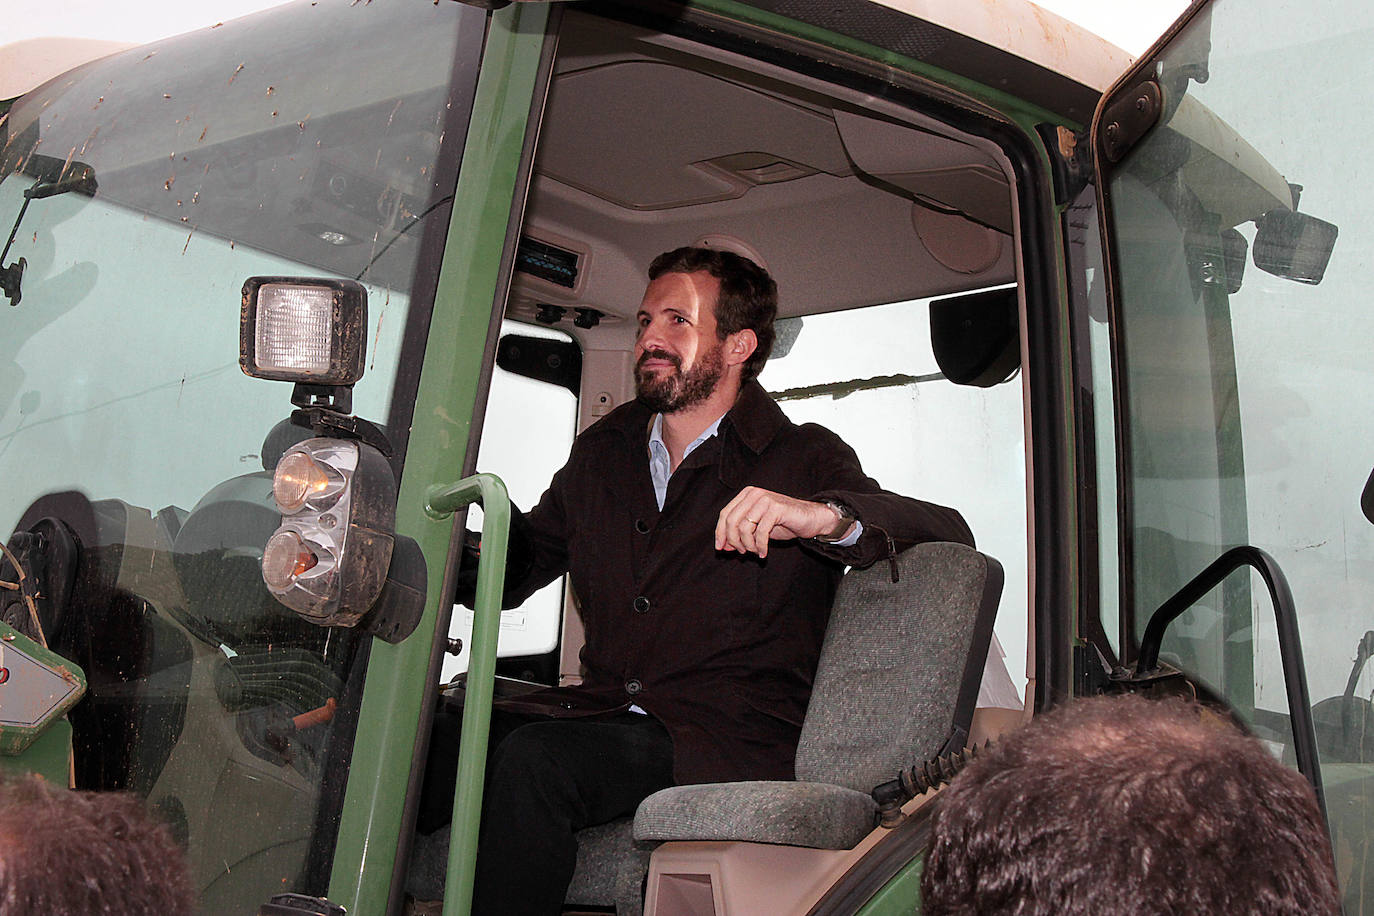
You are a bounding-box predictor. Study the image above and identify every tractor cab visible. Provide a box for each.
[0,0,1368,913]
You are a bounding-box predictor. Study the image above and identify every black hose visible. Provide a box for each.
[870,743,990,828]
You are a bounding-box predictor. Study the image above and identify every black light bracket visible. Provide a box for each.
[357,533,426,643]
[289,381,353,416]
[289,404,393,460]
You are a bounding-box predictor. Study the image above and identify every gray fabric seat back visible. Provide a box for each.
[794,540,1002,791]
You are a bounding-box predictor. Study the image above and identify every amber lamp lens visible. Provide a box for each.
[262,530,318,589]
[274,451,332,513]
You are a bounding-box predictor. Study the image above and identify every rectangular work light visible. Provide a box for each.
[239,276,367,384]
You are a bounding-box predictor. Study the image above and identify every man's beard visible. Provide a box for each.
[635,343,725,414]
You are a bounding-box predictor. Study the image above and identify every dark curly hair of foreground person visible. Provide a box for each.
[921,694,1341,916]
[0,773,194,915]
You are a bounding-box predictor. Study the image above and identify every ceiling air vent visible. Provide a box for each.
[516,235,582,290]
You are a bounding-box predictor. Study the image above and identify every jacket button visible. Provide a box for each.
[635,519,650,534]
[559,700,576,710]
[632,596,651,613]
[625,679,643,696]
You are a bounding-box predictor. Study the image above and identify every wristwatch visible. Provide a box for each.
[815,500,857,543]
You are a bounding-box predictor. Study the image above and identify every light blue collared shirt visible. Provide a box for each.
[648,411,724,510]
[646,411,862,546]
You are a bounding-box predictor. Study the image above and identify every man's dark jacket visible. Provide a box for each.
[487,380,974,785]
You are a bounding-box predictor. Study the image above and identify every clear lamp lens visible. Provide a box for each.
[274,451,333,513]
[255,283,335,376]
[263,530,319,590]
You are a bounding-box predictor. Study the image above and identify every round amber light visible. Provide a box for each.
[262,530,318,590]
[274,451,332,513]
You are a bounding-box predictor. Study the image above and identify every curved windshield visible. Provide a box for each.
[0,0,479,908]
[1101,3,1374,909]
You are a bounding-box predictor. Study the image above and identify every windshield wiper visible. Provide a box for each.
[1,154,98,306]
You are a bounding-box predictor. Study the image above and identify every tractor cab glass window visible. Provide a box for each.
[445,321,578,685]
[1098,1,1374,907]
[755,292,1026,708]
[0,1,482,910]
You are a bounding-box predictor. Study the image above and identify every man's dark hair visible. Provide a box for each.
[648,246,778,383]
[0,774,195,915]
[921,694,1342,916]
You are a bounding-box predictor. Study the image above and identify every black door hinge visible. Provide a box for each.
[1098,79,1163,164]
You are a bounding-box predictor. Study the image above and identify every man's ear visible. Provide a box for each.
[724,329,757,368]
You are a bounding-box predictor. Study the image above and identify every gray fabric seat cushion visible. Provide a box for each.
[405,828,450,902]
[634,780,877,850]
[566,818,654,915]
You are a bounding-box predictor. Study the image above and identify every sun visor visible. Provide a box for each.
[834,109,1013,234]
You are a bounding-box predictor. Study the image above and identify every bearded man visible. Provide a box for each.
[430,246,973,914]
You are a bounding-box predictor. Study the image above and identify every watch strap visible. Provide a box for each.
[815,500,857,543]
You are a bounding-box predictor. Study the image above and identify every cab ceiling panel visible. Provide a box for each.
[520,170,1014,324]
[516,9,1019,333]
[538,62,854,210]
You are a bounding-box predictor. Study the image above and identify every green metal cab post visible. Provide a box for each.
[0,0,1369,913]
